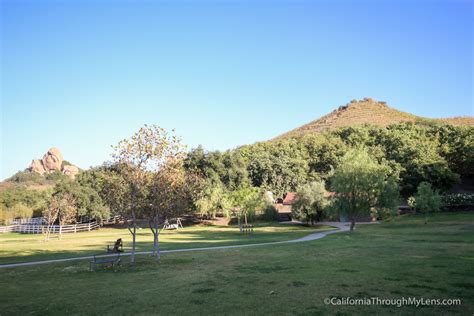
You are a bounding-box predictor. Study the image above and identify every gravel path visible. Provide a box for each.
[0,222,352,269]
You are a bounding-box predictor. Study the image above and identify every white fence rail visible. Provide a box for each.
[9,217,45,225]
[0,222,100,234]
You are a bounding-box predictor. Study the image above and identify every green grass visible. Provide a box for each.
[1,212,473,315]
[0,222,334,264]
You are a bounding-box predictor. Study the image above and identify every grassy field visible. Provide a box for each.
[0,222,335,264]
[1,212,473,315]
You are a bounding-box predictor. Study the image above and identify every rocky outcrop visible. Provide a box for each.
[28,148,79,179]
[30,159,46,175]
[42,147,63,172]
[62,165,80,179]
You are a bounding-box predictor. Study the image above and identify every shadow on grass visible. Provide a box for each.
[0,224,335,265]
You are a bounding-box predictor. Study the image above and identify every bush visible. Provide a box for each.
[442,193,474,206]
[45,171,69,182]
[0,203,33,224]
[292,181,329,224]
[9,171,45,184]
[414,182,442,223]
[260,204,279,221]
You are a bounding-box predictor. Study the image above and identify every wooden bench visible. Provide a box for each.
[240,224,253,234]
[90,253,121,271]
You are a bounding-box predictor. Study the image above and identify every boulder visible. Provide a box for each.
[42,147,63,172]
[62,165,80,179]
[30,159,46,175]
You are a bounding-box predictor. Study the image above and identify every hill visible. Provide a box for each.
[0,148,80,192]
[274,98,474,140]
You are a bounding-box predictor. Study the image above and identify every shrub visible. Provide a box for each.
[442,193,474,206]
[9,171,44,184]
[407,196,416,209]
[45,171,69,182]
[0,203,33,224]
[292,181,328,225]
[414,182,442,223]
[260,204,279,221]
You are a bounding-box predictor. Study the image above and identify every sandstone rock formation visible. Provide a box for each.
[62,165,80,179]
[30,159,46,175]
[42,147,63,172]
[28,148,80,179]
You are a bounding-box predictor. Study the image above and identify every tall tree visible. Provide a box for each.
[112,125,185,264]
[413,182,442,224]
[292,181,328,225]
[43,192,76,240]
[331,147,400,231]
[148,160,201,260]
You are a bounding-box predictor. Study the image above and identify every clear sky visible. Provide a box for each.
[1,0,473,180]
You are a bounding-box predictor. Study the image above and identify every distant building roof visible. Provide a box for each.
[283,192,297,205]
[324,191,336,198]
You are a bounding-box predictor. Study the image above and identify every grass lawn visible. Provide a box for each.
[1,212,473,315]
[0,222,335,264]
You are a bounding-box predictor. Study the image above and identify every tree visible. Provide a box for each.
[292,181,328,225]
[0,186,52,217]
[53,180,110,223]
[330,147,400,231]
[43,192,76,240]
[0,203,33,225]
[112,124,186,264]
[379,123,459,193]
[78,164,132,222]
[184,147,249,190]
[148,160,201,260]
[413,182,442,224]
[229,185,265,226]
[196,182,231,219]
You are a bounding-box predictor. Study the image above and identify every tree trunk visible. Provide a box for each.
[149,212,160,261]
[131,221,136,264]
[350,217,356,231]
[155,216,160,261]
[128,211,137,265]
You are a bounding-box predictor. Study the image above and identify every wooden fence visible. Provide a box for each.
[0,222,100,234]
[9,217,45,225]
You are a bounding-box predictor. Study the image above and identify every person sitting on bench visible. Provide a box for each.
[107,238,124,253]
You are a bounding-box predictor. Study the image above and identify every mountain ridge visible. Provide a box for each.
[273,98,474,140]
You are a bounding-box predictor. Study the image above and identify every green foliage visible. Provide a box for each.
[407,196,416,209]
[185,123,469,198]
[76,165,138,220]
[376,176,400,219]
[0,186,52,217]
[442,193,474,206]
[229,185,266,223]
[0,203,34,224]
[53,180,110,223]
[45,171,69,182]
[413,182,442,219]
[430,125,474,177]
[330,147,399,230]
[292,181,328,224]
[195,182,231,218]
[185,146,249,190]
[260,204,279,221]
[239,140,310,197]
[9,171,45,184]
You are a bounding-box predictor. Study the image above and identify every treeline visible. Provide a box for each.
[1,122,472,226]
[184,123,473,197]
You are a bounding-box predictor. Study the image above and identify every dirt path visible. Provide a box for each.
[0,222,351,269]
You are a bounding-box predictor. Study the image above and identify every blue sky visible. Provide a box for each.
[1,0,472,180]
